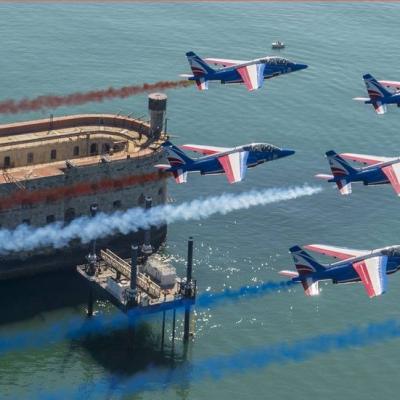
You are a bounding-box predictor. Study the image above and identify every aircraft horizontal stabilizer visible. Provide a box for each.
[315,173,333,180]
[278,270,299,278]
[353,97,370,102]
[179,74,194,78]
[154,164,171,171]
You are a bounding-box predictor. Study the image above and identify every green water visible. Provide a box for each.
[1,3,400,399]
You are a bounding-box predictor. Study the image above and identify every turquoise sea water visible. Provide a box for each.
[1,2,400,399]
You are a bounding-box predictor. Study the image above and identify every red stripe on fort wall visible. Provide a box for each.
[0,171,168,211]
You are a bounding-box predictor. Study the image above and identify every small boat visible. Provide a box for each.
[272,41,285,50]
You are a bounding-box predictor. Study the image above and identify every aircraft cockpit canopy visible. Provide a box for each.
[381,246,400,257]
[260,57,290,65]
[243,144,279,152]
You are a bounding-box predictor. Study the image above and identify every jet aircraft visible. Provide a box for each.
[279,243,400,298]
[155,140,295,184]
[354,73,400,114]
[316,150,400,196]
[181,51,308,91]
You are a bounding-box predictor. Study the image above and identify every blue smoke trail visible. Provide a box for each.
[0,185,321,255]
[0,280,296,355]
[37,318,400,400]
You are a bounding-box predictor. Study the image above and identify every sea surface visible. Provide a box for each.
[1,2,400,399]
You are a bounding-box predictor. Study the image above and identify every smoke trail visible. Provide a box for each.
[0,80,192,115]
[0,279,296,356]
[38,318,400,400]
[0,185,322,255]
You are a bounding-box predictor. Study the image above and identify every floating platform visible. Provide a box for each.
[76,236,197,343]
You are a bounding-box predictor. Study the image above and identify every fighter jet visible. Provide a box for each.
[316,150,400,196]
[279,243,400,298]
[181,51,308,91]
[354,73,400,115]
[155,140,295,184]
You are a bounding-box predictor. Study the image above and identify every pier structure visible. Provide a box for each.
[77,202,197,345]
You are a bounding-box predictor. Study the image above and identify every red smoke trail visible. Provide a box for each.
[0,171,169,211]
[0,80,192,115]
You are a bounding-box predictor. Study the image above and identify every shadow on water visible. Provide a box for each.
[70,322,192,400]
[75,322,185,376]
[0,270,89,325]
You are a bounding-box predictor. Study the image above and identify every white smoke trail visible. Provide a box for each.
[0,185,322,255]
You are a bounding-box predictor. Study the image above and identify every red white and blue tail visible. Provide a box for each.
[290,245,325,276]
[325,150,357,195]
[155,140,193,184]
[185,51,215,91]
[289,245,324,296]
[186,51,215,77]
[362,74,390,115]
[363,74,392,100]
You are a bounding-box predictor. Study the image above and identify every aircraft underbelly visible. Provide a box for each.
[361,169,388,185]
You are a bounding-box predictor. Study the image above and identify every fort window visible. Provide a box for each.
[90,143,98,155]
[46,215,55,224]
[46,195,56,203]
[138,193,145,205]
[22,219,30,225]
[64,208,76,223]
[27,152,34,164]
[113,200,122,209]
[158,188,163,196]
[73,146,80,156]
[50,149,57,160]
[102,143,111,154]
[4,156,10,168]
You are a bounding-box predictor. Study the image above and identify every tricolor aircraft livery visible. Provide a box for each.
[279,244,400,298]
[181,51,308,91]
[155,140,295,184]
[354,73,400,115]
[316,151,400,196]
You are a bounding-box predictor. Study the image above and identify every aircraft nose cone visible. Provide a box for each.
[280,149,296,158]
[295,63,308,71]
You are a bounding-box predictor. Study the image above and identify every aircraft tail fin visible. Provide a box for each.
[325,150,357,195]
[186,51,215,77]
[363,73,392,100]
[160,140,194,184]
[290,245,322,297]
[290,245,326,276]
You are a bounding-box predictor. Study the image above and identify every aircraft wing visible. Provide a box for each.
[218,151,249,183]
[204,58,246,67]
[180,144,232,155]
[304,244,369,260]
[382,162,400,196]
[236,64,266,91]
[339,153,394,166]
[352,256,388,298]
[379,80,400,92]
